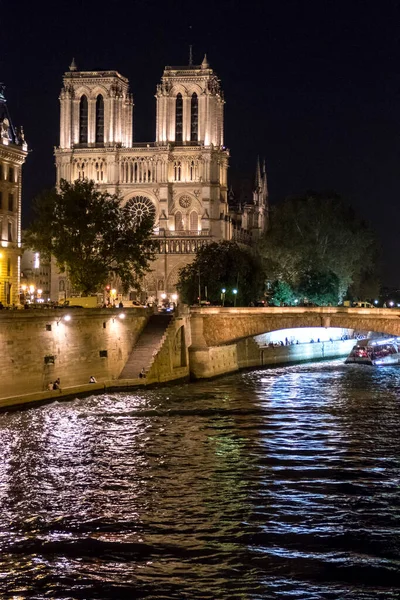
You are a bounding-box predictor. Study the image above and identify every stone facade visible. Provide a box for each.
[0,86,28,305]
[53,57,268,301]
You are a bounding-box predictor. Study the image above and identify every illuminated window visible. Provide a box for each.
[79,95,88,144]
[175,211,184,231]
[175,93,183,142]
[8,193,13,211]
[95,95,104,143]
[190,93,198,142]
[34,252,40,269]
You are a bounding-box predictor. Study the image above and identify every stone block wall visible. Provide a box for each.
[0,308,150,398]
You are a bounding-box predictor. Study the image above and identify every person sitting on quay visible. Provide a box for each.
[53,378,61,391]
[139,367,146,379]
[47,381,53,391]
[89,375,97,384]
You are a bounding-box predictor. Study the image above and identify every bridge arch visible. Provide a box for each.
[189,307,400,348]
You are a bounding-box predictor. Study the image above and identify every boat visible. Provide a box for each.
[345,337,400,366]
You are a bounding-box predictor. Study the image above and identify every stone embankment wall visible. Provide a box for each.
[0,308,192,408]
[0,308,150,399]
[189,337,355,379]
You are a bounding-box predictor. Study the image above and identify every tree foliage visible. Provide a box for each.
[177,241,265,306]
[259,192,380,303]
[24,179,156,295]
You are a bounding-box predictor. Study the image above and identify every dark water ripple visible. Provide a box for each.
[0,360,399,598]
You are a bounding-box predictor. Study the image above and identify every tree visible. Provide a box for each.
[259,192,380,303]
[269,280,296,306]
[24,179,156,295]
[177,241,265,306]
[298,269,340,306]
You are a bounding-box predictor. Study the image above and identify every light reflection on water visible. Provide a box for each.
[0,360,400,599]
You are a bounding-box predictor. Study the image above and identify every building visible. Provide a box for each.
[54,56,268,301]
[0,85,28,306]
[20,249,51,303]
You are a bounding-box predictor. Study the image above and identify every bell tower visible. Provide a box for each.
[59,59,134,150]
[155,55,224,147]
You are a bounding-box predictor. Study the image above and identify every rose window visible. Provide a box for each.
[179,195,192,209]
[126,196,156,223]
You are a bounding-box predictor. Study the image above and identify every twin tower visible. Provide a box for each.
[55,57,267,297]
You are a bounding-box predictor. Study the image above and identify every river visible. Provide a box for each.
[0,360,399,599]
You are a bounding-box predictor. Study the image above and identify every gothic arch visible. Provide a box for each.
[185,83,203,96]
[174,193,201,214]
[74,86,92,100]
[90,85,109,99]
[166,262,187,293]
[170,84,189,97]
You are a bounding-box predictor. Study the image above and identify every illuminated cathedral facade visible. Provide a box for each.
[54,56,268,300]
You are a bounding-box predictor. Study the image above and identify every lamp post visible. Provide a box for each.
[232,288,238,307]
[221,288,226,307]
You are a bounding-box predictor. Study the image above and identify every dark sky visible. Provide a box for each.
[1,0,399,286]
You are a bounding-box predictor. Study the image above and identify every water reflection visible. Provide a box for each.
[0,360,399,598]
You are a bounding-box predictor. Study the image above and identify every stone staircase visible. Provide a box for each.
[118,313,173,380]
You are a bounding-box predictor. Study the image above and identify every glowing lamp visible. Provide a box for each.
[118,313,126,319]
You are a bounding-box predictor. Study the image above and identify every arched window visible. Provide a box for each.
[175,93,183,142]
[59,280,65,292]
[189,160,195,181]
[175,211,184,231]
[190,93,198,142]
[95,95,104,143]
[190,210,198,231]
[174,161,181,181]
[79,95,88,144]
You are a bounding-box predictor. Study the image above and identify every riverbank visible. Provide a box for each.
[0,340,355,411]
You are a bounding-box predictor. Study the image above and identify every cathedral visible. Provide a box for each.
[54,56,268,301]
[0,86,28,306]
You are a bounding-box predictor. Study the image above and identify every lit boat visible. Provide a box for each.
[345,337,400,366]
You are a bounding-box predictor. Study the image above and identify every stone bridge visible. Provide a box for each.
[190,306,400,347]
[188,307,400,378]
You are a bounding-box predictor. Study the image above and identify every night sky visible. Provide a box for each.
[1,0,399,286]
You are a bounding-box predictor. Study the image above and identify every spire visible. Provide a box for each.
[201,54,209,69]
[69,57,77,72]
[189,45,193,66]
[262,158,269,199]
[255,156,261,190]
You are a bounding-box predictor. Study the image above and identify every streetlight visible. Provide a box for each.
[232,288,238,307]
[221,288,226,306]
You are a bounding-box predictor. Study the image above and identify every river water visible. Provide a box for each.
[0,360,399,599]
